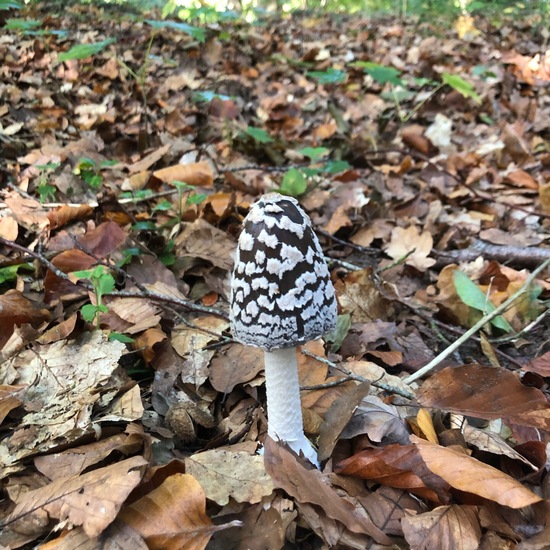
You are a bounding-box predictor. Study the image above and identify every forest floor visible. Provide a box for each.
[0,3,550,549]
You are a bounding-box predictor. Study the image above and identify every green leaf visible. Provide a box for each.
[187,193,207,205]
[97,273,115,296]
[72,268,94,280]
[0,265,22,284]
[109,332,135,343]
[298,147,329,161]
[325,314,352,353]
[81,303,107,323]
[132,221,157,231]
[58,38,116,62]
[152,200,173,212]
[145,19,206,42]
[244,126,273,144]
[442,72,481,104]
[0,0,23,9]
[453,270,513,332]
[323,160,351,174]
[280,168,307,197]
[6,18,41,31]
[353,61,404,87]
[308,68,347,85]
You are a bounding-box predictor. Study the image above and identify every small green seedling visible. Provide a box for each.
[74,158,102,190]
[72,266,115,329]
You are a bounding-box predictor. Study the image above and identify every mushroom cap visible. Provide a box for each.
[230,193,337,351]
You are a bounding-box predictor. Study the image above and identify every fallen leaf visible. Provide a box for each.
[7,456,147,538]
[412,436,542,508]
[402,505,481,550]
[119,473,239,550]
[264,437,392,545]
[385,225,436,271]
[186,449,274,506]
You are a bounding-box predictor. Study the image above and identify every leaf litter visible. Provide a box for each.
[0,4,549,549]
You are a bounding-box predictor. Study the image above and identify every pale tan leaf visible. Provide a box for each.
[186,449,274,506]
[402,505,481,550]
[385,225,436,271]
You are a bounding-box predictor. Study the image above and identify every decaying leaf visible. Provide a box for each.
[264,438,392,545]
[5,456,147,539]
[402,505,482,550]
[186,449,274,506]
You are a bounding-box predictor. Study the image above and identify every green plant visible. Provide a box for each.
[353,61,482,122]
[74,158,102,191]
[73,265,116,328]
[58,38,116,63]
[278,147,351,197]
[35,162,61,203]
[453,270,513,332]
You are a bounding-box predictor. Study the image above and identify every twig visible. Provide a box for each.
[301,349,415,400]
[433,240,550,268]
[404,258,550,384]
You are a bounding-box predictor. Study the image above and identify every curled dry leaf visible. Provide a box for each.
[119,473,240,550]
[5,456,147,539]
[318,381,371,463]
[185,449,274,506]
[402,505,482,550]
[264,437,392,545]
[412,436,542,508]
[335,444,448,503]
[0,291,50,349]
[48,204,94,230]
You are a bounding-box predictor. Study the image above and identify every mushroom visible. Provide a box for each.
[230,193,337,466]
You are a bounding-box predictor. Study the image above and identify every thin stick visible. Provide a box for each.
[404,258,550,384]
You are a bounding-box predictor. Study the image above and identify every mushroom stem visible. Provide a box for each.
[263,347,319,467]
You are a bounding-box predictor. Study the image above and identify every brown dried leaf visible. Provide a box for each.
[264,438,392,545]
[335,444,446,502]
[35,432,144,480]
[153,161,213,187]
[174,218,235,272]
[412,436,542,508]
[402,505,482,550]
[0,216,18,240]
[0,384,24,426]
[417,364,548,422]
[209,344,264,393]
[48,204,94,230]
[186,449,274,506]
[318,381,371,463]
[385,225,436,271]
[119,473,235,550]
[333,269,391,323]
[7,456,147,538]
[0,291,50,349]
[78,221,126,258]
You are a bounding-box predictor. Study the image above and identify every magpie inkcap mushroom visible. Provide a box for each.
[230,193,337,466]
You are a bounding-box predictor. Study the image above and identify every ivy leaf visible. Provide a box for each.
[453,270,513,332]
[58,38,116,62]
[442,72,481,104]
